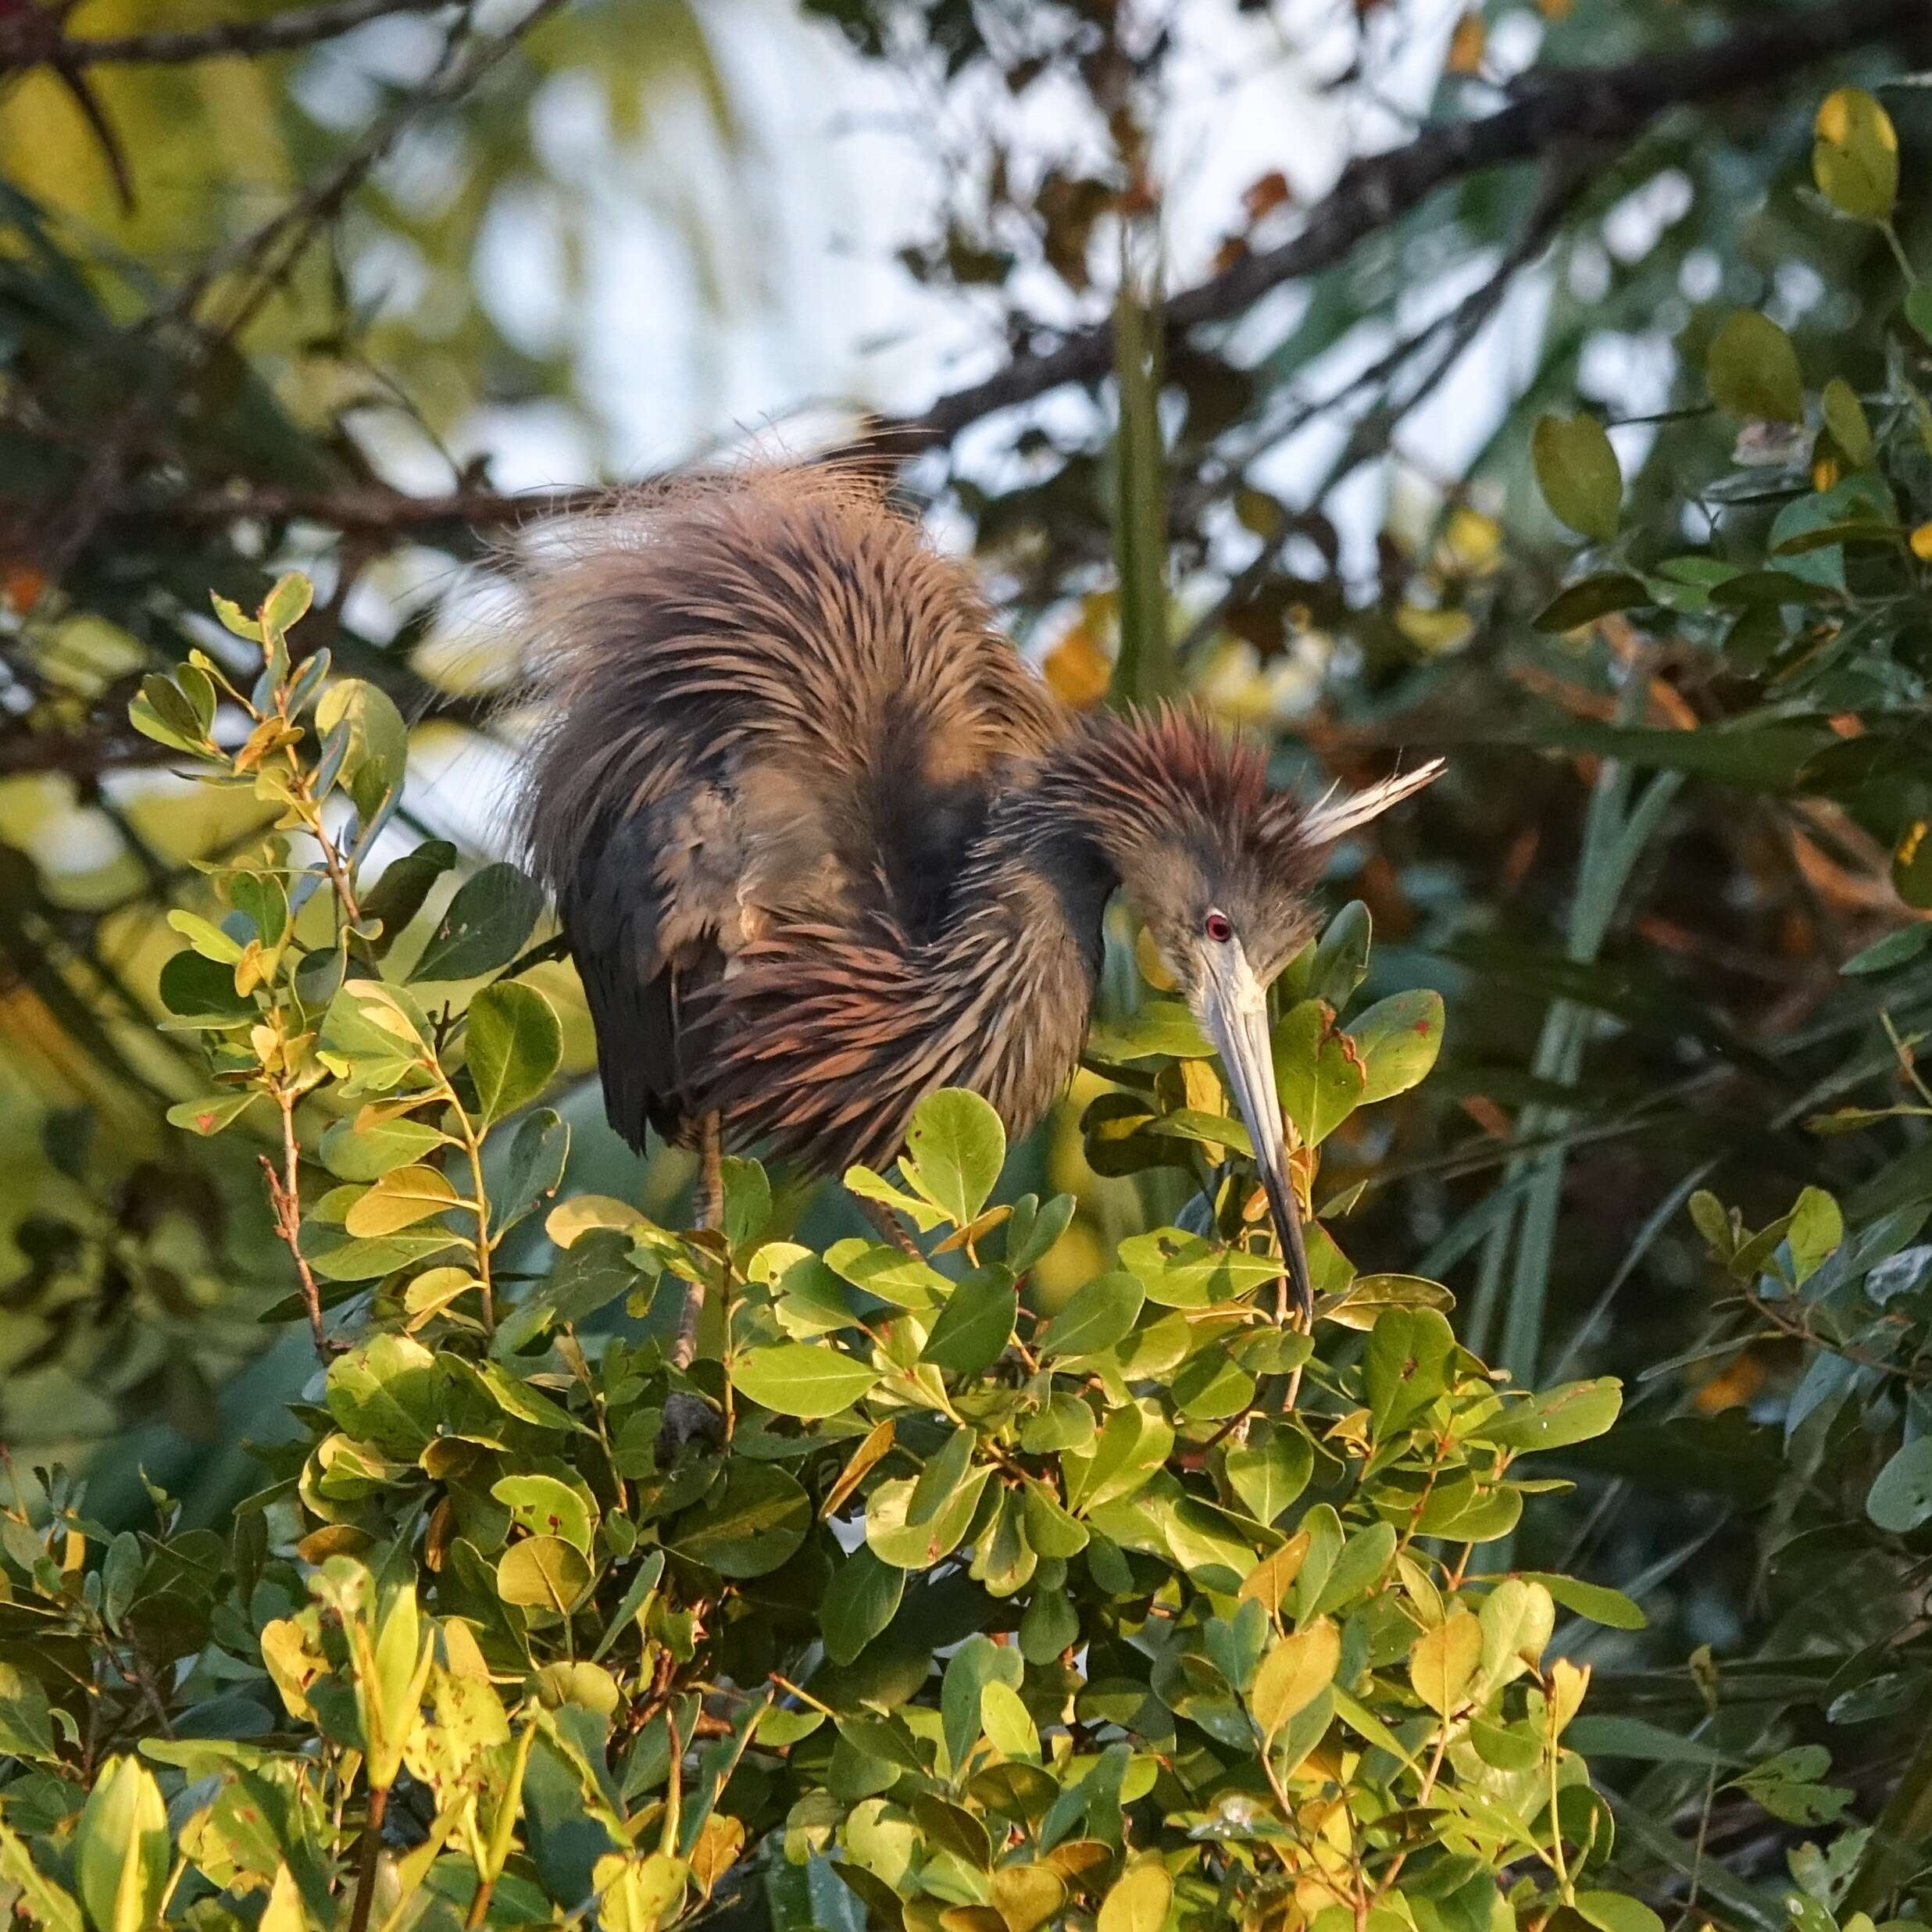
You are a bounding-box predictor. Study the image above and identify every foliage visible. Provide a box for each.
[0,580,1647,1930]
[6,3,1932,1930]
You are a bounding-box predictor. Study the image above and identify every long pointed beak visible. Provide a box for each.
[1199,949,1312,1326]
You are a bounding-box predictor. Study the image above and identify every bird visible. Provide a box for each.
[516,464,1439,1349]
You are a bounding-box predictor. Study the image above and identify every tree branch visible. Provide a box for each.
[119,0,1931,537]
[0,0,455,74]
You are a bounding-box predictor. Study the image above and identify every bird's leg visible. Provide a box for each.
[672,1110,724,1371]
[659,1112,724,1454]
[858,1195,923,1261]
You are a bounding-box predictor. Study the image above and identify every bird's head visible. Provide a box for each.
[1055,708,1441,1319]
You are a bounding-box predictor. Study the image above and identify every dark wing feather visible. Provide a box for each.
[515,464,1070,1155]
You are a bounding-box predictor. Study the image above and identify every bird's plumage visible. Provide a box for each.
[516,464,1438,1181]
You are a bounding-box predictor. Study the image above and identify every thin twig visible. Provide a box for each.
[345,1783,389,1932]
[0,0,455,73]
[94,0,1932,538]
[30,0,566,598]
[263,1089,330,1358]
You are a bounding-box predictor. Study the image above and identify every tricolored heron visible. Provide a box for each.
[519,466,1438,1348]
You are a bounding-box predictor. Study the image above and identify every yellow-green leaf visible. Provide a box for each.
[1532,412,1621,542]
[1409,1609,1481,1716]
[343,1163,461,1238]
[1708,312,1803,423]
[1096,1861,1172,1932]
[1813,86,1898,221]
[1248,1618,1340,1736]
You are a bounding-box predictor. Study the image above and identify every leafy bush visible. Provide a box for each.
[0,580,1651,1932]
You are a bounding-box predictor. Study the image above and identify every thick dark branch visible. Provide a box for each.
[123,0,1931,537]
[0,0,454,74]
[904,0,1931,456]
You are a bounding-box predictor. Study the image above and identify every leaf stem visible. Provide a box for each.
[263,1085,329,1358]
[346,1782,390,1932]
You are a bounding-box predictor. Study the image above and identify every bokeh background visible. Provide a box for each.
[5,0,1932,1848]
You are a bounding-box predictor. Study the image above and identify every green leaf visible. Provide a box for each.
[1474,1577,1555,1695]
[1812,87,1898,221]
[1006,1193,1076,1273]
[360,840,457,956]
[668,1462,811,1577]
[1409,1610,1480,1716]
[1084,999,1211,1064]
[1842,924,1932,976]
[210,592,262,641]
[821,1547,905,1665]
[1708,312,1803,423]
[493,1473,595,1554]
[0,1825,81,1932]
[1321,1273,1453,1331]
[1063,1401,1172,1515]
[326,1330,442,1455]
[409,862,545,982]
[868,1452,991,1570]
[308,1229,462,1282]
[941,1634,1023,1769]
[1350,991,1445,1105]
[159,949,255,1028]
[1478,1377,1622,1452]
[1786,1186,1842,1286]
[980,1680,1039,1762]
[722,1155,770,1251]
[1224,1421,1312,1526]
[261,572,313,640]
[128,673,213,756]
[0,1664,60,1764]
[1534,573,1653,633]
[1575,1894,1664,1932]
[166,908,245,964]
[166,1091,259,1137]
[314,678,408,821]
[845,1165,947,1233]
[496,1536,593,1615]
[492,1108,570,1237]
[1097,1862,1171,1932]
[1117,1228,1283,1309]
[449,1357,584,1434]
[1307,901,1371,1009]
[317,980,435,1093]
[823,1237,948,1312]
[74,1755,169,1932]
[1532,412,1622,541]
[1868,1437,1932,1532]
[1907,285,1932,347]
[342,1162,461,1238]
[1248,1620,1339,1737]
[1515,1572,1646,1630]
[1273,999,1367,1146]
[466,981,562,1126]
[903,1088,1005,1227]
[1821,377,1875,467]
[1364,1307,1455,1438]
[923,1270,1019,1377]
[731,1343,879,1420]
[1037,1270,1143,1359]
[1312,1521,1397,1616]
[320,1113,452,1181]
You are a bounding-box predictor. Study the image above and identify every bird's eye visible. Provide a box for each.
[1204,911,1234,944]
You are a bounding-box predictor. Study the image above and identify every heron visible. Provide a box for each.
[517,466,1438,1357]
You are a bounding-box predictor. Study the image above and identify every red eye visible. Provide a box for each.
[1204,912,1233,943]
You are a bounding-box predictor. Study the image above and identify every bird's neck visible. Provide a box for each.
[920,789,1120,1144]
